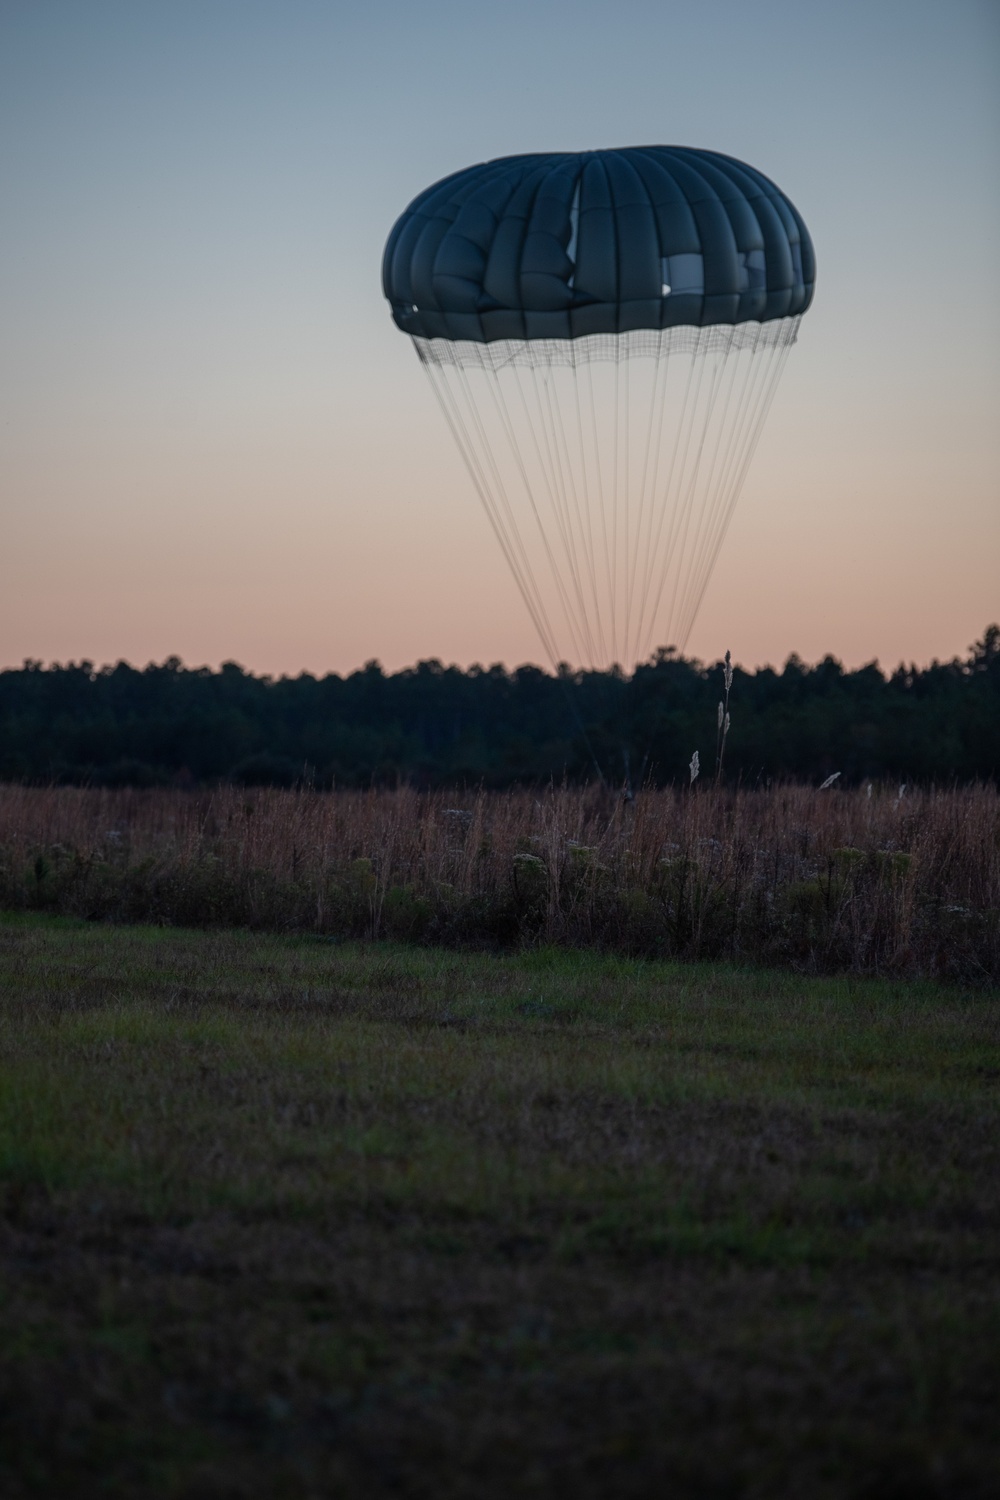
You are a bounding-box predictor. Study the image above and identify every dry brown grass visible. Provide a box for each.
[0,781,997,979]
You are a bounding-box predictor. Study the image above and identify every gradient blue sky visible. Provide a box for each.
[1,0,997,675]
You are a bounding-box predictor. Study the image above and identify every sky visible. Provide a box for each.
[1,0,997,678]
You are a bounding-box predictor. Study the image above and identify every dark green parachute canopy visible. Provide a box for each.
[383,146,815,344]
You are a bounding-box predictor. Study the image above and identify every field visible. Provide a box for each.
[1,914,998,1498]
[0,782,998,979]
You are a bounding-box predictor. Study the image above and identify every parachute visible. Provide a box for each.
[383,147,815,672]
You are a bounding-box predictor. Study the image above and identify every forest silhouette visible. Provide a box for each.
[1,626,996,790]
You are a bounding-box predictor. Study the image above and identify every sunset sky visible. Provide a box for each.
[1,0,997,678]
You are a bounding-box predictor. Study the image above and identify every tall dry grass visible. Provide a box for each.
[0,782,996,980]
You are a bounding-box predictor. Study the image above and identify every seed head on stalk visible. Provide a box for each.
[716,650,733,785]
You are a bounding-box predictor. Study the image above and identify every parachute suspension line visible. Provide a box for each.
[528,366,579,613]
[638,347,708,655]
[448,358,565,660]
[422,362,532,624]
[693,333,770,555]
[424,358,565,668]
[611,352,621,665]
[627,328,669,666]
[633,339,691,658]
[552,357,609,667]
[479,361,593,669]
[669,325,796,652]
[524,360,598,665]
[488,360,593,668]
[567,349,609,666]
[650,334,743,657]
[652,346,710,648]
[643,340,681,659]
[679,335,795,646]
[444,360,572,668]
[584,354,616,659]
[670,330,778,649]
[677,332,791,647]
[666,334,735,647]
[620,354,638,666]
[420,360,562,667]
[666,328,748,652]
[551,350,608,667]
[609,355,619,662]
[658,335,762,653]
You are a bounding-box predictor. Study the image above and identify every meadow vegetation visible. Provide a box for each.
[0,781,996,981]
[0,915,997,1497]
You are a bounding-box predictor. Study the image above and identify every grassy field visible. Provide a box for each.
[0,914,998,1497]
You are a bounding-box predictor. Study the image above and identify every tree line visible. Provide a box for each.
[1,626,997,789]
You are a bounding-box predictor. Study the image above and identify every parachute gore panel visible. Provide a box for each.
[383,147,815,343]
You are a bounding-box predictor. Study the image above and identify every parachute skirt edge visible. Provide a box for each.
[412,316,800,373]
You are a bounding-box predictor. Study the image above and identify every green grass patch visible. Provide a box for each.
[0,915,998,1497]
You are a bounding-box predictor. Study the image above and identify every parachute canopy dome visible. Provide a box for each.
[383,146,815,343]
